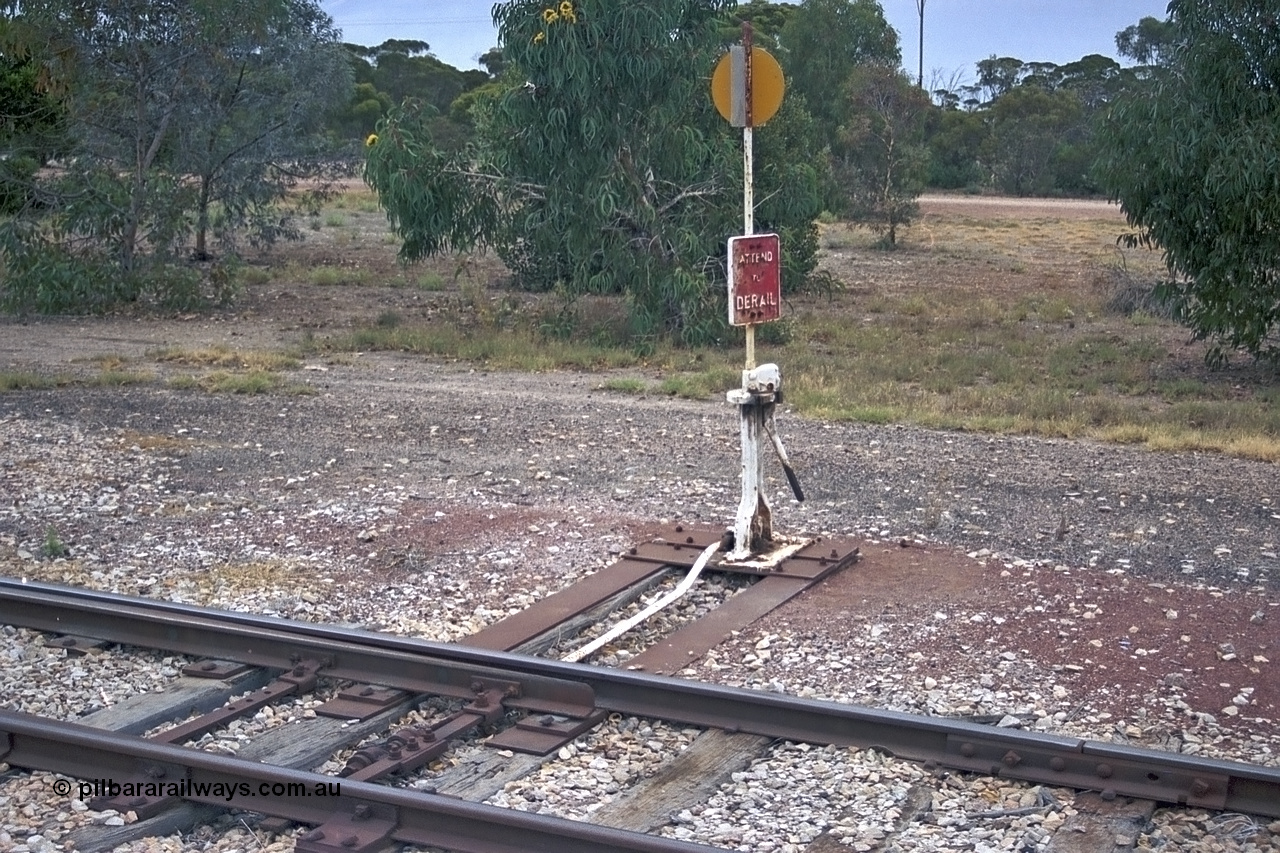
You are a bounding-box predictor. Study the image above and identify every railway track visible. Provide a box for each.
[2,535,1279,852]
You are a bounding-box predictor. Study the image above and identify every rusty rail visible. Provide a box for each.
[2,578,1280,818]
[0,709,718,853]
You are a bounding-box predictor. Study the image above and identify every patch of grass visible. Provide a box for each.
[200,370,279,394]
[416,272,447,291]
[87,370,154,387]
[149,344,300,371]
[0,372,57,391]
[600,377,648,394]
[323,212,346,228]
[238,265,272,287]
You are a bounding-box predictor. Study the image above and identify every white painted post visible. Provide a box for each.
[728,21,772,562]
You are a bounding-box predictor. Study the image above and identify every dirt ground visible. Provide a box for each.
[1,193,1278,768]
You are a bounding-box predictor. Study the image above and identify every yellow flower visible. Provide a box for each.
[559,0,574,15]
[542,7,559,23]
[563,10,577,23]
[533,30,546,43]
[365,133,378,148]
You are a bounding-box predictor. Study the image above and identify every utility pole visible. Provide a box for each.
[916,0,926,89]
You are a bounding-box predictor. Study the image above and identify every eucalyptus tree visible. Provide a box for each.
[1098,0,1280,364]
[0,0,349,311]
[366,0,826,345]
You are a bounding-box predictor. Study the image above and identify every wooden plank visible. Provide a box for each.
[78,669,274,736]
[64,699,419,852]
[804,783,932,852]
[590,729,772,833]
[434,749,548,802]
[1044,793,1156,853]
[624,574,811,674]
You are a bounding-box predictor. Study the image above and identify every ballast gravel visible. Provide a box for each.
[1,353,1278,853]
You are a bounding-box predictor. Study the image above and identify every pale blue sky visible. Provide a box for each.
[320,1,1172,85]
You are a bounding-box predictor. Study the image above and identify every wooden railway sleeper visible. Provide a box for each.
[88,659,324,819]
[341,686,509,783]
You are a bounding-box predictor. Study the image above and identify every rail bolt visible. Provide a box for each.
[304,829,325,841]
[1049,757,1066,772]
[1002,750,1021,768]
[353,804,372,821]
[145,765,166,779]
[129,796,148,807]
[1095,763,1114,779]
[1190,779,1211,797]
[342,835,359,848]
[959,742,976,758]
[540,715,556,727]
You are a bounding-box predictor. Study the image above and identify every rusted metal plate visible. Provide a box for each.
[50,635,108,656]
[315,686,409,721]
[463,557,672,652]
[295,803,397,853]
[626,529,859,581]
[486,711,604,755]
[182,660,257,680]
[344,710,484,782]
[622,574,814,675]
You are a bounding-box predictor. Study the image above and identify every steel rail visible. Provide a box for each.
[0,708,718,853]
[3,578,1280,817]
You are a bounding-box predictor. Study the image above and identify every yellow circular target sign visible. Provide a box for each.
[711,46,785,127]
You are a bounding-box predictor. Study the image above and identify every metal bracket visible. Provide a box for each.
[945,734,1231,808]
[486,711,604,755]
[182,660,258,680]
[50,635,108,656]
[316,686,410,721]
[297,802,397,853]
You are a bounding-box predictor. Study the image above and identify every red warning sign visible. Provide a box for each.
[728,233,781,326]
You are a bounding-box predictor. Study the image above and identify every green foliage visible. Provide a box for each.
[366,0,827,346]
[925,109,986,189]
[839,65,930,245]
[0,0,349,314]
[779,0,900,149]
[1115,15,1178,66]
[41,525,67,559]
[332,40,496,144]
[1097,0,1280,364]
[985,86,1084,196]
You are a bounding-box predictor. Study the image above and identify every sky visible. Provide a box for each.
[320,1,1173,85]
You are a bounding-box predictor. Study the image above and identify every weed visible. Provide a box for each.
[201,370,279,394]
[601,377,648,394]
[238,266,272,287]
[41,525,68,559]
[0,372,56,391]
[88,370,154,387]
[417,272,447,291]
[149,345,300,371]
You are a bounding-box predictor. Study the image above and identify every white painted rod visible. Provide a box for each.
[562,541,720,664]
